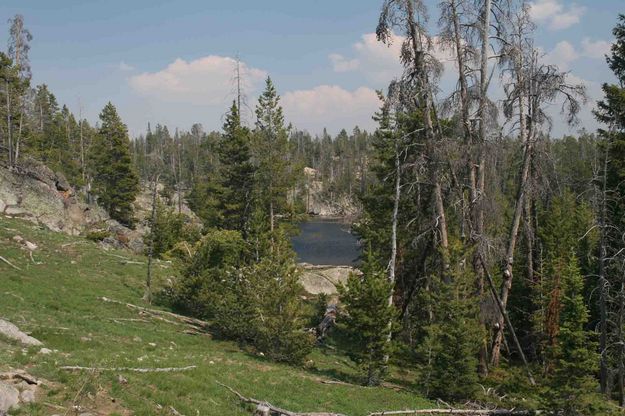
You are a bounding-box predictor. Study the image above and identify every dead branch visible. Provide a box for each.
[367,409,536,415]
[98,296,211,330]
[169,405,183,415]
[0,255,22,271]
[60,365,197,373]
[217,381,346,416]
[121,260,146,265]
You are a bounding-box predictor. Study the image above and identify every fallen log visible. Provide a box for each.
[217,381,346,416]
[367,409,536,415]
[98,296,211,329]
[60,365,196,373]
[0,255,22,271]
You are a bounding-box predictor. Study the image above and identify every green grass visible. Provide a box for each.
[0,216,432,415]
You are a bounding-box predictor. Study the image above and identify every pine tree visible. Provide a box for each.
[253,77,294,232]
[545,251,600,415]
[90,102,139,227]
[338,252,398,386]
[219,101,256,235]
[421,241,483,401]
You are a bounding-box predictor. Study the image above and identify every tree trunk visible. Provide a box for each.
[143,174,160,304]
[491,115,531,367]
[405,0,450,268]
[385,137,402,361]
[15,110,23,166]
[599,142,609,394]
[6,81,13,167]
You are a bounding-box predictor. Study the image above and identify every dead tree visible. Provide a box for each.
[143,173,161,304]
[377,0,450,270]
[491,9,586,364]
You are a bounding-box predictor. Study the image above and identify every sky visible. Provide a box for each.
[0,0,622,138]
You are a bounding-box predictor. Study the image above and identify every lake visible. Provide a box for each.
[291,217,361,266]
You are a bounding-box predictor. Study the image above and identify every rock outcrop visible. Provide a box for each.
[299,263,358,296]
[0,160,203,253]
[303,167,360,217]
[0,370,45,414]
[0,159,109,235]
[0,319,43,347]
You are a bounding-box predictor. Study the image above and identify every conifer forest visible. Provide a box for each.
[1,1,625,415]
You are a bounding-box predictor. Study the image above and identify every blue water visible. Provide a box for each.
[291,218,361,266]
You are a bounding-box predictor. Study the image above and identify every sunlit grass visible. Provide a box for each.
[0,216,432,415]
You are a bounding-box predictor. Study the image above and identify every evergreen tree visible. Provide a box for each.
[420,242,483,401]
[535,192,597,359]
[338,252,398,386]
[253,77,295,232]
[219,101,256,235]
[545,252,601,415]
[595,14,625,231]
[90,102,139,227]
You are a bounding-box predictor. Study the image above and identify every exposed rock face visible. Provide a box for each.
[0,381,19,414]
[0,319,43,347]
[0,160,146,252]
[299,263,358,296]
[0,370,45,414]
[0,160,109,236]
[302,167,359,217]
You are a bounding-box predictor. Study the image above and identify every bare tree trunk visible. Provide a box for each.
[6,81,13,167]
[475,0,491,255]
[491,107,531,367]
[177,139,183,214]
[405,0,450,267]
[480,255,536,385]
[144,174,160,304]
[384,137,402,362]
[15,110,23,166]
[599,142,609,394]
[618,273,625,407]
[473,5,492,366]
[79,101,85,182]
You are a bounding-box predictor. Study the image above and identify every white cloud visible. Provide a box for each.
[330,32,455,85]
[282,85,380,133]
[529,0,585,30]
[544,41,579,70]
[129,55,267,105]
[118,61,135,71]
[329,53,359,72]
[542,38,612,72]
[581,38,612,59]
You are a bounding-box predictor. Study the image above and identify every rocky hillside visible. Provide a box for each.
[0,160,200,254]
[0,159,110,236]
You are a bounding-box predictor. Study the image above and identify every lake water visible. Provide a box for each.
[291,218,361,266]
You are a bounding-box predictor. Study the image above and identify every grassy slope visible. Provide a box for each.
[0,216,432,416]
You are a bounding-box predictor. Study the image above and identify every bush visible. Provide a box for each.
[85,229,110,242]
[171,229,313,364]
[170,229,248,318]
[146,204,201,259]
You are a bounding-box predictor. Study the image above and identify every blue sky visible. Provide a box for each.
[0,0,622,137]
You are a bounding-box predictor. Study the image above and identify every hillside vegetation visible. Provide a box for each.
[0,216,431,415]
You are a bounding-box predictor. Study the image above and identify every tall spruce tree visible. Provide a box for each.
[545,251,600,415]
[594,14,625,396]
[219,101,256,235]
[90,102,139,227]
[253,77,293,232]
